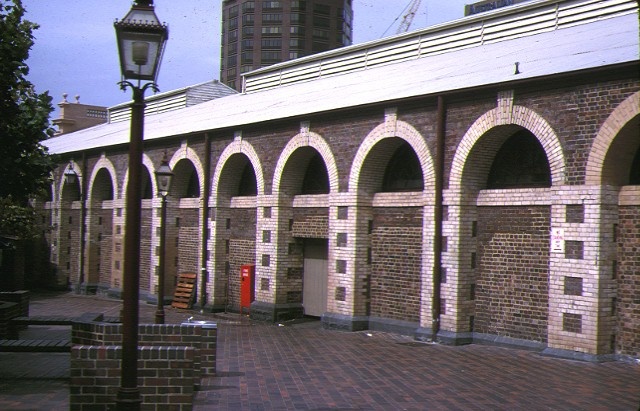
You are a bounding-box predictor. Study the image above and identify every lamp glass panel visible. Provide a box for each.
[115,5,167,81]
[117,31,164,80]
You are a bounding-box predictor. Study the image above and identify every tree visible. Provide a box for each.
[0,0,55,239]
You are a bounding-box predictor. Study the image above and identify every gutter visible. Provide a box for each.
[200,133,211,309]
[431,95,445,340]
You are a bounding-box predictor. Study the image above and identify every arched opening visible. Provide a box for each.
[279,146,329,197]
[602,114,640,357]
[163,159,201,302]
[356,137,425,323]
[172,161,200,199]
[382,141,424,192]
[601,116,640,186]
[301,152,330,195]
[461,128,552,344]
[88,168,115,293]
[141,167,153,199]
[487,130,551,189]
[62,179,81,202]
[238,162,258,196]
[278,146,332,317]
[58,175,82,287]
[92,169,114,201]
[186,170,200,198]
[629,147,640,185]
[215,153,259,312]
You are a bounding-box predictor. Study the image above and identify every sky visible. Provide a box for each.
[22,0,471,117]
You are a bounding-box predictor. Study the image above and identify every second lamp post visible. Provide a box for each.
[154,152,173,324]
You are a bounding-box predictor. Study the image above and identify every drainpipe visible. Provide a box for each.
[78,151,87,293]
[432,95,445,341]
[200,133,211,310]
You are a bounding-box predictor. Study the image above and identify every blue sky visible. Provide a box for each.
[22,1,471,116]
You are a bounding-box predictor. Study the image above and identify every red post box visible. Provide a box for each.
[240,264,255,314]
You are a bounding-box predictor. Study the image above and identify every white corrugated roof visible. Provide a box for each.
[45,4,638,155]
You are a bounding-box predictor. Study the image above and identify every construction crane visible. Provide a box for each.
[379,0,424,38]
[396,0,422,34]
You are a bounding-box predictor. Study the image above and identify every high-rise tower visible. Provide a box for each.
[221,0,353,91]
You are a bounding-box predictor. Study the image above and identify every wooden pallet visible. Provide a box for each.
[172,272,197,309]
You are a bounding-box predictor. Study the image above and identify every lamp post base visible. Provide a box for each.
[155,309,165,324]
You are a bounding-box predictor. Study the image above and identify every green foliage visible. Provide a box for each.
[0,197,40,240]
[0,0,56,238]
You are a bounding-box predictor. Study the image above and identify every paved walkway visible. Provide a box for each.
[0,291,638,410]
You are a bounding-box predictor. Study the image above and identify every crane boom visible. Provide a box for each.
[396,0,422,34]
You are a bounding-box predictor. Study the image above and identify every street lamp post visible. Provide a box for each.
[154,152,173,324]
[114,1,168,410]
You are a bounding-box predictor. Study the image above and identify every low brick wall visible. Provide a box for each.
[70,345,195,411]
[0,301,20,339]
[71,322,217,378]
[0,290,30,317]
[0,290,30,338]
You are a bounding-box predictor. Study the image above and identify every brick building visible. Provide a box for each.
[52,94,108,136]
[41,0,639,361]
[220,0,353,91]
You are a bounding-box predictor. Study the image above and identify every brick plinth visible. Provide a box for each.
[70,345,195,411]
[71,322,217,379]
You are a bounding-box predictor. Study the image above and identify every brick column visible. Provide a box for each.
[417,203,435,336]
[109,198,126,298]
[251,195,305,321]
[436,192,477,344]
[322,193,370,331]
[545,186,619,359]
[208,205,230,311]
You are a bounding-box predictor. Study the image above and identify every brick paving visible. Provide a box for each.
[0,291,639,410]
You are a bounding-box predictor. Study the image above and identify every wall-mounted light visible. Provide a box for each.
[64,163,78,185]
[154,151,174,198]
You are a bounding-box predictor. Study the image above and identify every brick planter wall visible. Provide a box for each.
[71,322,217,378]
[0,290,30,317]
[70,345,195,411]
[0,301,20,339]
[0,291,30,337]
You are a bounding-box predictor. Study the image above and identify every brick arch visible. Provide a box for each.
[272,131,339,195]
[449,106,565,193]
[86,157,117,204]
[585,91,640,185]
[348,120,434,194]
[58,160,83,203]
[121,154,156,200]
[170,145,206,198]
[212,139,265,204]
